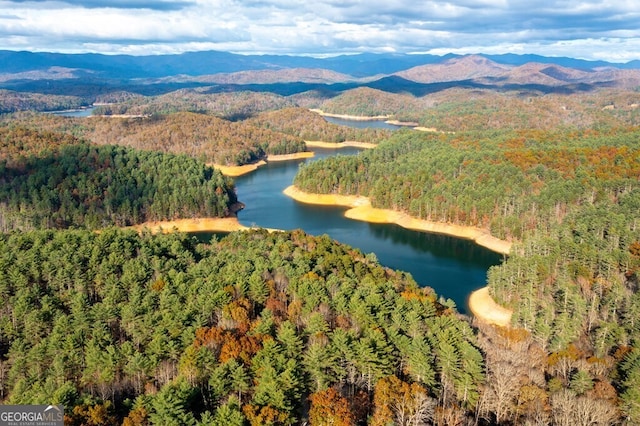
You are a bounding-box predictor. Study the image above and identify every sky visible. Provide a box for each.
[0,0,639,62]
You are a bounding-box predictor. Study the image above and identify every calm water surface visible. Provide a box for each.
[322,116,400,129]
[49,107,95,117]
[207,148,503,313]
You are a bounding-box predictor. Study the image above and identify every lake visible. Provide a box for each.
[200,147,503,313]
[49,107,95,117]
[322,116,401,130]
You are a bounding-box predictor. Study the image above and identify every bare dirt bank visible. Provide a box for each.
[304,140,377,149]
[267,152,315,161]
[468,287,513,327]
[128,217,250,234]
[309,108,390,121]
[213,152,314,177]
[385,119,419,127]
[283,186,511,256]
[283,185,370,207]
[212,161,267,177]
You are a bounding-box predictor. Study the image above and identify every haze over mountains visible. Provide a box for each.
[0,51,640,105]
[2,50,640,93]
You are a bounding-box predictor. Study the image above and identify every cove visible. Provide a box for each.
[197,148,503,314]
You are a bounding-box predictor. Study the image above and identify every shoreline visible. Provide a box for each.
[127,217,250,234]
[212,152,314,177]
[128,216,284,235]
[309,108,391,121]
[212,160,267,177]
[304,140,377,149]
[267,152,315,161]
[283,185,513,326]
[283,185,511,255]
[385,119,419,127]
[468,287,513,327]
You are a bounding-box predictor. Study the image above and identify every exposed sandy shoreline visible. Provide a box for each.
[212,152,314,177]
[128,217,250,234]
[385,119,419,127]
[468,287,513,327]
[309,108,391,121]
[268,152,315,161]
[283,186,511,255]
[283,185,370,207]
[283,185,514,326]
[304,140,377,149]
[212,161,267,177]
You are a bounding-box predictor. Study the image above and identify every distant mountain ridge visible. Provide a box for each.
[1,50,639,81]
[1,50,639,102]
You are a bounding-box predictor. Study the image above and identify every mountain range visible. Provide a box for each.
[1,50,639,98]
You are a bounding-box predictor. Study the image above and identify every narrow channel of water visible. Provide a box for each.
[53,108,501,312]
[210,148,503,313]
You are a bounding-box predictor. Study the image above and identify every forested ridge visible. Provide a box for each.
[82,112,307,166]
[3,79,640,423]
[247,107,392,144]
[0,89,89,114]
[294,126,640,423]
[1,111,308,166]
[295,127,640,240]
[92,90,297,121]
[0,125,237,230]
[0,228,485,425]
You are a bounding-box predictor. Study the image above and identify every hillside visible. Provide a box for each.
[0,228,484,425]
[0,125,237,230]
[292,126,640,423]
[1,51,639,114]
[1,111,308,166]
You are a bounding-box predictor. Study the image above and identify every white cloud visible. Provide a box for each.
[0,0,638,61]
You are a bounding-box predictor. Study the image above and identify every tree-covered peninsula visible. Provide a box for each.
[2,111,308,167]
[0,125,237,231]
[293,126,640,423]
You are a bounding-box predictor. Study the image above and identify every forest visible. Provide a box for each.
[0,125,237,230]
[0,106,393,167]
[2,59,640,424]
[294,126,640,423]
[0,228,485,425]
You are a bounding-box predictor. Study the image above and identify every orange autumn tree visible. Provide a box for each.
[308,387,355,426]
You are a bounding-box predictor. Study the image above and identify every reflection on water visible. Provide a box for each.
[367,222,503,269]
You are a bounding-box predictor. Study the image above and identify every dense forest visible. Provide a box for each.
[92,90,298,121]
[0,107,393,168]
[0,228,486,425]
[3,66,640,424]
[309,87,425,119]
[1,112,308,166]
[0,89,89,114]
[0,126,237,230]
[294,126,640,423]
[411,88,640,132]
[247,107,392,144]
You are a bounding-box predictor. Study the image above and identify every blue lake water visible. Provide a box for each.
[201,147,503,313]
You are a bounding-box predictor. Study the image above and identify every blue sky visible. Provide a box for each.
[0,0,639,62]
